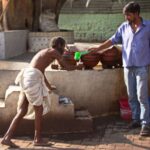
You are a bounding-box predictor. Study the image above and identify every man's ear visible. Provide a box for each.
[135,12,139,16]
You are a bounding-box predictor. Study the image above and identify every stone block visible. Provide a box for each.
[50,93,75,119]
[0,30,28,59]
[0,85,93,134]
[1,85,75,122]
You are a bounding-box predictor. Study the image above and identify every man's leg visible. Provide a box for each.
[136,66,150,136]
[124,67,141,123]
[33,105,43,144]
[1,92,28,146]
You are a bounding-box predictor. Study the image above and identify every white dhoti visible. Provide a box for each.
[15,67,51,120]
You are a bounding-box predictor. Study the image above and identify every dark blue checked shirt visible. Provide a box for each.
[110,19,150,67]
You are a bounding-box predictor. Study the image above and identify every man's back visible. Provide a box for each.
[30,48,60,73]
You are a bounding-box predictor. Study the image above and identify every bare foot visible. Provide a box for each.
[1,139,18,148]
[33,138,51,147]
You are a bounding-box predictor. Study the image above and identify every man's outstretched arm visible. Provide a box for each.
[89,40,113,53]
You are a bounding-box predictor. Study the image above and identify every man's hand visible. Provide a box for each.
[48,85,58,94]
[50,85,57,90]
[88,40,113,54]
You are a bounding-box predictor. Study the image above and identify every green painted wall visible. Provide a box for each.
[59,12,150,42]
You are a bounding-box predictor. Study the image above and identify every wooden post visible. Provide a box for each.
[32,0,41,31]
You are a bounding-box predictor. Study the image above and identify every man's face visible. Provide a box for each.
[124,12,137,24]
[57,44,65,55]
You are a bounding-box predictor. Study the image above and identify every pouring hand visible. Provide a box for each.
[88,47,99,53]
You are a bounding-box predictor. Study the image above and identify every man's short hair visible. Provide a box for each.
[123,1,140,15]
[49,36,66,49]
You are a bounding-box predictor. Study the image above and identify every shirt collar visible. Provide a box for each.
[142,19,147,26]
[127,17,146,27]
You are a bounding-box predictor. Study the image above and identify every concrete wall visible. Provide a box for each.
[45,69,127,116]
[0,61,127,117]
[58,12,150,41]
[2,0,33,30]
[61,0,150,14]
[1,63,150,117]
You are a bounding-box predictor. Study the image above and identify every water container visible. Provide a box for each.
[119,97,132,121]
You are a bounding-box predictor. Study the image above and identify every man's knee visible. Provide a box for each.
[17,106,28,118]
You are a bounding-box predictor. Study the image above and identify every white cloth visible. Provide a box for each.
[15,67,51,120]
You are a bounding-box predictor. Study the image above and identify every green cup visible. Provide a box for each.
[74,51,89,60]
[74,52,81,60]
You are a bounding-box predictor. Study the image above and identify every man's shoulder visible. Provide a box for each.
[42,48,56,54]
[49,48,61,58]
[143,19,150,25]
[117,21,129,30]
[37,48,49,54]
[121,21,129,27]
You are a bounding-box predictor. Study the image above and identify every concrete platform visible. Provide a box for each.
[0,48,150,126]
[0,43,150,149]
[0,86,93,135]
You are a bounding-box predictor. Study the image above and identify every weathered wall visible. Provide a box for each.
[0,62,150,117]
[0,65,127,117]
[1,0,66,31]
[61,0,150,14]
[46,69,126,116]
[59,12,150,42]
[59,0,150,41]
[2,0,33,30]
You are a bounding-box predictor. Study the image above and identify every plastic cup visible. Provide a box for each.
[74,52,81,60]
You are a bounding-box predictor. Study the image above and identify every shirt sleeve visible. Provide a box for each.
[109,25,123,45]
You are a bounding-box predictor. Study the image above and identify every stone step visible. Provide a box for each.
[3,86,75,119]
[42,109,93,134]
[0,85,93,135]
[75,109,92,118]
[42,115,93,135]
[12,112,93,135]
